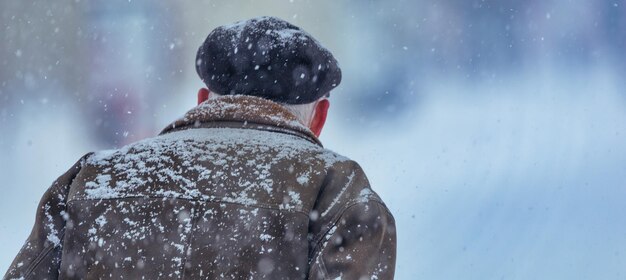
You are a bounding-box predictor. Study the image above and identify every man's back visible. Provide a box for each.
[5,96,396,279]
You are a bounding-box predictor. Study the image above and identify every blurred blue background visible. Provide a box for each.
[1,0,625,279]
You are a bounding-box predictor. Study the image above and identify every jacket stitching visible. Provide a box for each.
[22,233,63,280]
[55,153,92,275]
[23,244,53,279]
[23,153,90,279]
[309,199,390,261]
[316,254,330,279]
[306,167,337,262]
[179,203,200,280]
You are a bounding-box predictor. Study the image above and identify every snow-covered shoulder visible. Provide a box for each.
[78,128,353,204]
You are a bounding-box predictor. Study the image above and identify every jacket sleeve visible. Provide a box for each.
[308,200,396,279]
[308,161,397,280]
[3,154,88,280]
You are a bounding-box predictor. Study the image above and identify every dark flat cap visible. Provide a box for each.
[195,16,341,104]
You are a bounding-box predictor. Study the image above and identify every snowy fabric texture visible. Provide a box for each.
[4,96,395,279]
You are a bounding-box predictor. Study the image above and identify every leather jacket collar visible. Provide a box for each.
[160,95,322,146]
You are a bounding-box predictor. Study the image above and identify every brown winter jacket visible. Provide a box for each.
[4,95,396,280]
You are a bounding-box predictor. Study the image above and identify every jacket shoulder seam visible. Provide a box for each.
[179,204,201,280]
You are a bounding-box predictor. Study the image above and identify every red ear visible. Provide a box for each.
[310,99,330,137]
[197,88,210,105]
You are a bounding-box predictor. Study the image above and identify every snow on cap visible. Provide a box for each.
[195,16,342,104]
